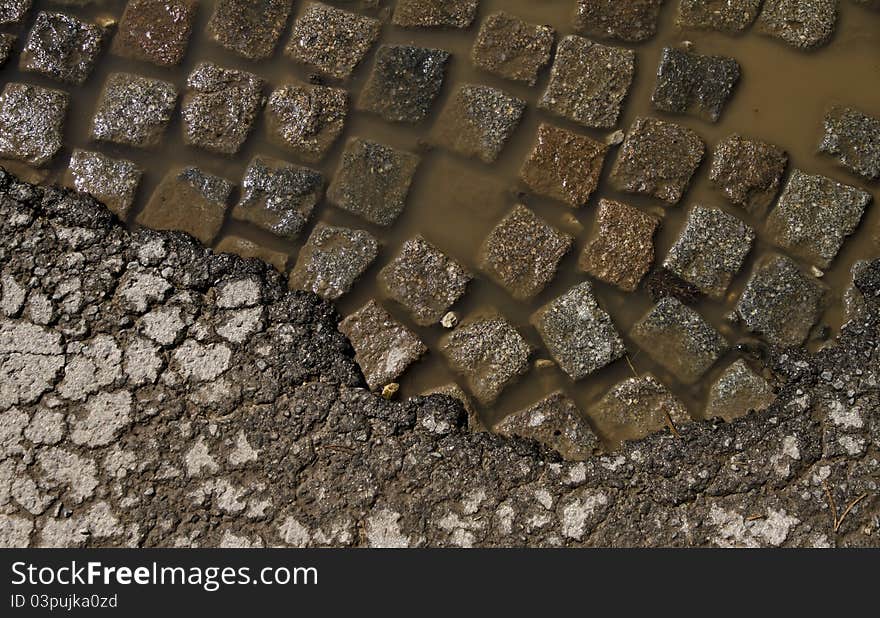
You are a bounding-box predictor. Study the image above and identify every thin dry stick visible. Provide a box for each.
[664,411,681,439]
[834,493,869,533]
[624,355,640,378]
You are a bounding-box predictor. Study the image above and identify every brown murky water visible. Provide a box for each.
[2,0,879,446]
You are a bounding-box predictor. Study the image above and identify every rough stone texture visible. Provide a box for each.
[610,117,705,205]
[378,236,472,327]
[631,297,729,384]
[539,36,636,129]
[765,170,872,269]
[265,83,348,164]
[574,0,664,43]
[422,383,483,432]
[494,392,599,462]
[64,150,142,220]
[338,300,427,391]
[111,0,197,67]
[0,82,68,167]
[206,0,292,60]
[519,123,608,208]
[531,282,625,381]
[0,0,30,25]
[0,34,13,67]
[231,157,324,241]
[819,106,880,180]
[432,84,526,164]
[392,0,478,29]
[757,0,839,49]
[181,63,265,155]
[733,253,827,347]
[479,205,573,301]
[705,359,777,422]
[215,236,288,273]
[328,138,420,226]
[677,0,763,32]
[471,11,555,86]
[663,206,755,300]
[290,223,378,301]
[652,47,741,123]
[359,45,450,124]
[591,375,691,442]
[284,2,380,80]
[1,170,879,547]
[579,199,659,292]
[20,11,105,85]
[710,134,788,216]
[90,72,177,149]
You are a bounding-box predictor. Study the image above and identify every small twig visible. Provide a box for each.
[745,514,766,522]
[665,411,681,439]
[624,355,640,378]
[834,493,869,533]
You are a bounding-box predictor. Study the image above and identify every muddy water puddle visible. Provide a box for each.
[1,0,879,449]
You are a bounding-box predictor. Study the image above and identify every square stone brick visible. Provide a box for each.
[519,123,608,207]
[709,134,788,215]
[677,0,763,33]
[206,0,292,60]
[733,253,827,347]
[137,167,234,245]
[663,205,756,300]
[590,375,689,441]
[358,45,450,123]
[64,149,142,219]
[538,35,635,129]
[0,82,68,167]
[651,47,741,123]
[0,0,30,25]
[289,223,378,300]
[265,83,348,164]
[579,199,659,292]
[471,11,555,85]
[432,84,526,163]
[90,72,177,149]
[392,0,478,28]
[757,0,838,49]
[339,300,427,391]
[440,315,530,406]
[284,2,380,80]
[704,359,776,422]
[20,11,106,85]
[531,282,625,381]
[378,236,472,326]
[574,0,664,42]
[327,138,420,226]
[215,236,289,273]
[765,170,872,268]
[609,116,705,205]
[479,205,573,301]
[630,297,728,384]
[819,106,880,180]
[0,34,14,68]
[231,156,325,240]
[112,0,197,67]
[494,392,598,461]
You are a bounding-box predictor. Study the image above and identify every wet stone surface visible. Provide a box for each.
[733,253,827,347]
[519,123,608,208]
[757,0,839,49]
[591,375,690,441]
[538,35,635,129]
[573,0,664,43]
[705,359,777,422]
[358,45,451,124]
[819,106,880,180]
[471,11,555,86]
[531,282,625,381]
[479,205,573,301]
[214,235,288,272]
[493,391,599,462]
[136,167,233,245]
[432,83,526,163]
[651,47,741,123]
[610,116,705,204]
[181,63,265,155]
[64,150,142,219]
[0,82,68,166]
[327,138,420,226]
[206,0,292,61]
[338,300,427,391]
[0,0,28,25]
[710,134,788,216]
[378,236,472,327]
[90,72,177,149]
[630,297,729,384]
[289,223,378,301]
[111,0,197,67]
[284,2,380,80]
[579,199,659,292]
[677,0,764,33]
[265,83,349,164]
[0,34,13,67]
[20,11,105,85]
[766,170,872,268]
[663,205,756,300]
[441,315,531,406]
[392,0,479,29]
[231,157,325,240]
